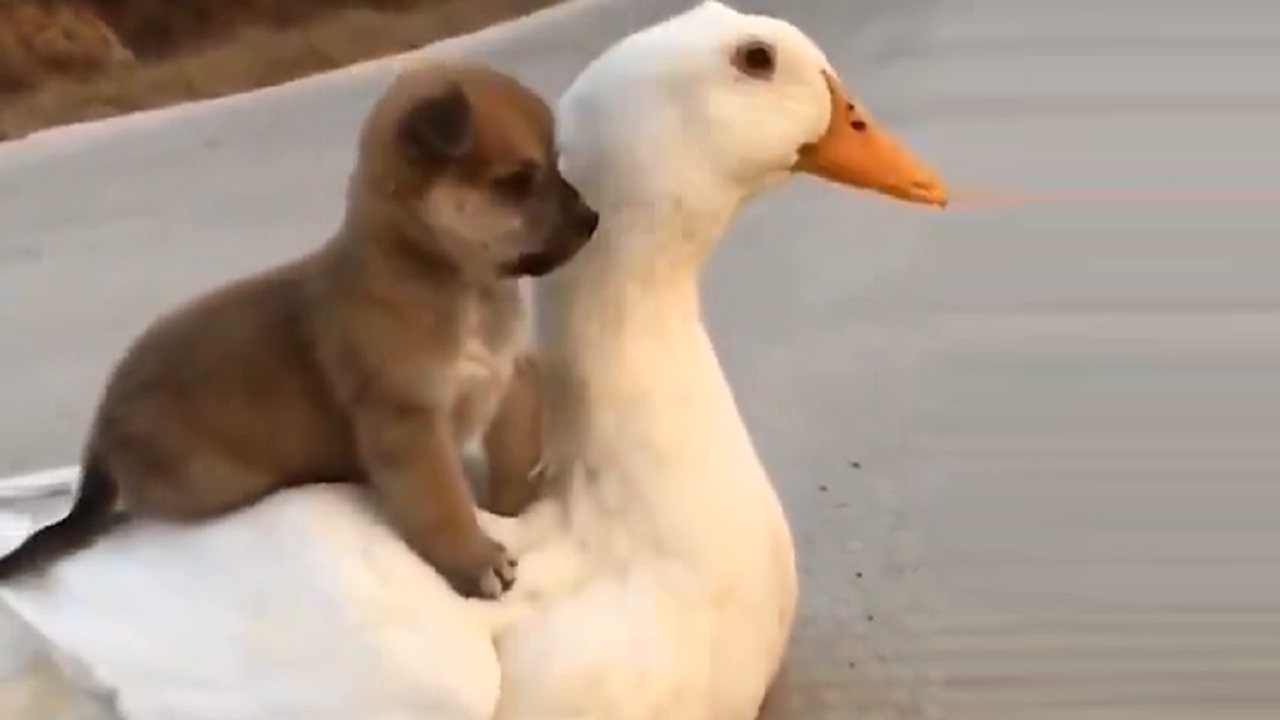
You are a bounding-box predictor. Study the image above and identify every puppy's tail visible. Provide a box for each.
[0,460,128,582]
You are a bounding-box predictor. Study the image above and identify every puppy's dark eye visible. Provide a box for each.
[493,162,539,200]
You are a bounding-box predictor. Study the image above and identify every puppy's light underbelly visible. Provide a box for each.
[450,343,516,444]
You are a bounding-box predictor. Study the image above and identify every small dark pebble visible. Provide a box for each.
[848,461,861,469]
[847,661,856,668]
[818,484,828,492]
[855,572,863,578]
[867,615,875,622]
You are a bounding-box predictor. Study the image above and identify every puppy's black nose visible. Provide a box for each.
[575,204,600,237]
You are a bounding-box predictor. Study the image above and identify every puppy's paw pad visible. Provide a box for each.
[477,552,518,599]
[527,459,548,483]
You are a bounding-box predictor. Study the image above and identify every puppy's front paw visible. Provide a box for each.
[442,536,518,600]
[478,548,519,599]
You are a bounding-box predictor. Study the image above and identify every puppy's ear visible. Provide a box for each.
[399,83,474,162]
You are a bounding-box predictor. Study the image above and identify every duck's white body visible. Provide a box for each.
[488,3,947,715]
[1,485,512,720]
[491,210,798,720]
[0,3,946,719]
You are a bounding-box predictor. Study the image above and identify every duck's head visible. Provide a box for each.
[556,1,948,219]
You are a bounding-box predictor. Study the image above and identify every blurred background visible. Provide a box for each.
[0,0,557,140]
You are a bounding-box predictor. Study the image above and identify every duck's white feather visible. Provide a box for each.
[485,3,854,718]
[1,485,507,720]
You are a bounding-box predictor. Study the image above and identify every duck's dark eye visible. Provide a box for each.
[493,162,539,200]
[732,39,776,80]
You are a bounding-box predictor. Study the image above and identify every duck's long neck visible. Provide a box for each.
[535,203,753,478]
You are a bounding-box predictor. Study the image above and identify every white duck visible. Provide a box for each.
[0,3,945,720]
[486,2,947,719]
[0,480,529,720]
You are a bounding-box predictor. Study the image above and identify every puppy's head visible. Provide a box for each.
[351,63,598,279]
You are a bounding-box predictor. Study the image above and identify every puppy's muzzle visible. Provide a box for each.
[569,202,600,238]
[508,193,599,278]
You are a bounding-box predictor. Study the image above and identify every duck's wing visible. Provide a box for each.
[2,595,120,720]
[0,485,502,720]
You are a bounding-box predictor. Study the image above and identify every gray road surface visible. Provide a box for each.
[3,0,1279,718]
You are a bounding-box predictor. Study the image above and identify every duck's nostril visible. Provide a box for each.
[845,102,867,131]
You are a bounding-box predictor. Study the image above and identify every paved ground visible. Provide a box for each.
[2,0,1279,718]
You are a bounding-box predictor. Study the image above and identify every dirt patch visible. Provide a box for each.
[0,0,562,143]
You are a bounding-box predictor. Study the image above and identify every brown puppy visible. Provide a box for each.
[0,62,598,599]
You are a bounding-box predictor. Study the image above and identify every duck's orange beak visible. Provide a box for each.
[793,72,948,208]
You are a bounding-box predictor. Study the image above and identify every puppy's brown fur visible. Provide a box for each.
[0,62,597,598]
